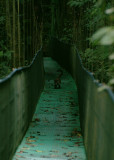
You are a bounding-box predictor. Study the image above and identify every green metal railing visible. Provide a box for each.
[49,38,114,160]
[0,49,44,160]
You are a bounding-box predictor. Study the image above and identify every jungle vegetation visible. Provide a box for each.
[0,0,42,78]
[0,0,114,91]
[48,0,114,91]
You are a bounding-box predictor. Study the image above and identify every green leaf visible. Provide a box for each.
[0,51,3,57]
[105,7,114,15]
[92,27,114,45]
[109,79,114,85]
[109,53,114,60]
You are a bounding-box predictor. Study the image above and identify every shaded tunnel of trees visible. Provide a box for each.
[0,0,114,90]
[0,0,114,160]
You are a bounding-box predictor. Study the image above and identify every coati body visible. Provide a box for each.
[54,69,63,89]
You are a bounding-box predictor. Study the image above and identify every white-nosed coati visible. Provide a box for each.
[54,69,63,89]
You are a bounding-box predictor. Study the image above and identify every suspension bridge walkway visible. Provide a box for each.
[0,39,114,160]
[13,57,87,160]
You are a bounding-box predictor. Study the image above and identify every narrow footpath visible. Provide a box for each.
[13,57,87,160]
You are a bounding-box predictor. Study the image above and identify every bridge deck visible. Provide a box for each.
[13,57,87,160]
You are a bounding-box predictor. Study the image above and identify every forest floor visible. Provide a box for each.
[13,57,87,160]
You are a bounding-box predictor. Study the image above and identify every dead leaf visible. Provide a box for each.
[16,155,25,158]
[21,147,30,150]
[26,137,35,142]
[36,150,43,152]
[30,136,35,138]
[17,151,24,153]
[64,139,69,142]
[35,118,40,122]
[27,139,36,142]
[26,143,37,147]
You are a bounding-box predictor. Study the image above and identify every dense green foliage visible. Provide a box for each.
[74,0,114,89]
[51,0,114,90]
[0,0,113,91]
[0,0,42,79]
[0,1,11,78]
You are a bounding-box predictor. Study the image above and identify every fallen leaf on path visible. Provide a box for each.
[26,137,36,142]
[16,155,25,158]
[36,150,43,152]
[30,136,35,138]
[35,118,40,122]
[17,151,24,154]
[64,139,69,142]
[26,143,37,147]
[27,139,36,142]
[21,147,30,150]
